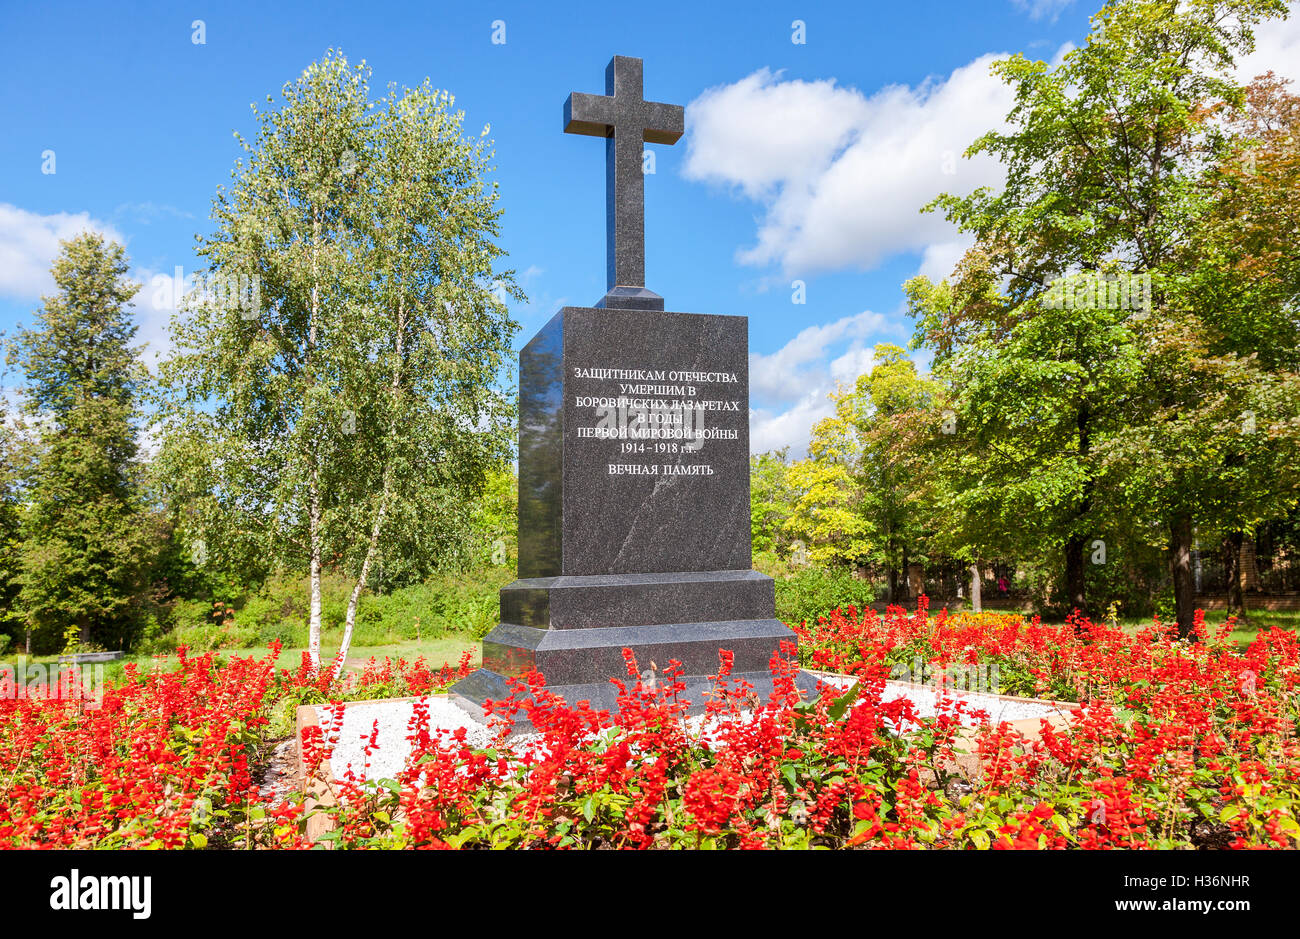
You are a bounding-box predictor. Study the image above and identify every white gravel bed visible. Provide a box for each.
[878,681,1064,730]
[317,696,500,784]
[316,679,1067,784]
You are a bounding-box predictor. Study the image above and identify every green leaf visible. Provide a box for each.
[828,681,861,722]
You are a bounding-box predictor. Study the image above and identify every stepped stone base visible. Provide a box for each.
[449,570,821,730]
[451,669,825,733]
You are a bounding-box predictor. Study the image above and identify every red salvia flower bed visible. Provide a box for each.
[3,602,1298,849]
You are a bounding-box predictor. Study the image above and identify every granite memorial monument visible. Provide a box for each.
[451,55,817,722]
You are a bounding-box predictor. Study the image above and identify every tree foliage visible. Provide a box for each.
[8,233,152,653]
[157,52,520,670]
[910,0,1299,631]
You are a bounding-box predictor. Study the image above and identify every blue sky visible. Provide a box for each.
[3,0,1297,454]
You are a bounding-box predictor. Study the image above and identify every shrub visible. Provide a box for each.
[169,620,260,653]
[775,566,876,626]
[142,564,515,653]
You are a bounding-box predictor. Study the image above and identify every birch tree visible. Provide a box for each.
[159,52,519,673]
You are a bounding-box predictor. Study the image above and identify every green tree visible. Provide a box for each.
[916,0,1292,633]
[472,466,519,569]
[1181,72,1300,617]
[854,345,944,600]
[800,345,942,599]
[908,266,1146,616]
[159,52,520,674]
[783,454,872,569]
[0,390,22,649]
[750,448,797,557]
[9,233,151,653]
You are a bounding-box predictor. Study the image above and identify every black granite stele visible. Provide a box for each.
[451,57,820,727]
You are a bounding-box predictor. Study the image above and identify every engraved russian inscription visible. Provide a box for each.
[568,364,743,476]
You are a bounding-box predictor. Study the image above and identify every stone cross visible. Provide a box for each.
[564,55,684,311]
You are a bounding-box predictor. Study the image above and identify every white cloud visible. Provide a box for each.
[749,344,892,456]
[829,343,878,387]
[683,55,1016,279]
[685,13,1291,286]
[751,395,836,457]
[748,309,888,455]
[1237,5,1300,85]
[0,205,197,365]
[683,69,872,201]
[0,203,124,299]
[135,266,188,365]
[917,237,973,284]
[1011,0,1075,23]
[750,310,885,402]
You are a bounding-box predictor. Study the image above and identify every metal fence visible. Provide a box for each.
[1194,547,1300,596]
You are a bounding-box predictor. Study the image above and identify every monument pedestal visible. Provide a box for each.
[452,570,816,720]
[451,306,815,724]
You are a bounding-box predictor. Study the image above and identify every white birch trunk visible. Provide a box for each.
[334,478,389,680]
[308,477,323,671]
[332,295,406,679]
[306,216,323,671]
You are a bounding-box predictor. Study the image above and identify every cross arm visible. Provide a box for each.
[564,92,616,137]
[641,101,684,144]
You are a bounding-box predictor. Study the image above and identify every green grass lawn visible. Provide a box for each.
[1111,608,1300,646]
[271,636,481,672]
[3,635,481,687]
